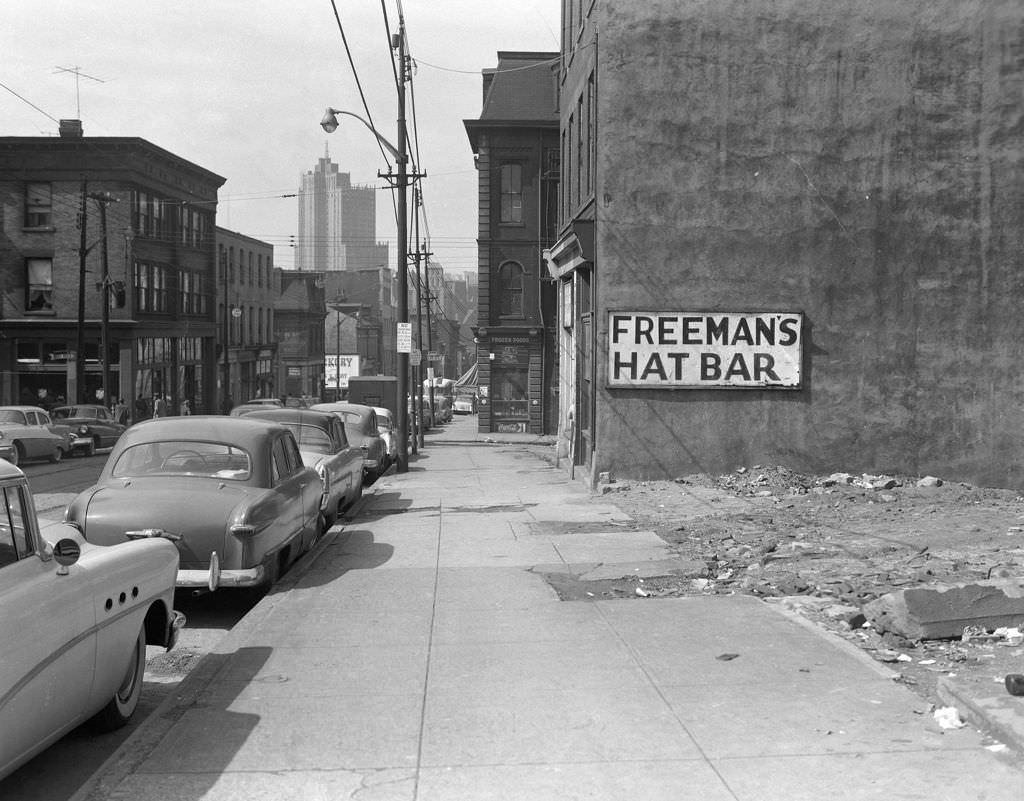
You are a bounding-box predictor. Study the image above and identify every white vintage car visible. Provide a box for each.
[0,460,185,781]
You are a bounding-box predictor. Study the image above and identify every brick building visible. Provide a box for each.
[547,0,1024,488]
[465,51,560,435]
[0,121,223,414]
[216,228,279,409]
[274,269,326,401]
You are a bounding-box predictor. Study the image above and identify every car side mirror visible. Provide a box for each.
[53,538,81,575]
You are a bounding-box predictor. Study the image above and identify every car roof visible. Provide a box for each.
[118,415,286,450]
[0,459,25,482]
[243,408,339,428]
[310,402,373,420]
[0,406,49,412]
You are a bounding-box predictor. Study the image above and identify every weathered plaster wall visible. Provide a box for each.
[596,0,1024,486]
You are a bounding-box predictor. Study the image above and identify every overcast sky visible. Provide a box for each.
[1,1,560,274]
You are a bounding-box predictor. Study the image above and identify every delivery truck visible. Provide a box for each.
[346,375,399,418]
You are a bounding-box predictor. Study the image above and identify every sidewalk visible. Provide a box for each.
[72,417,1023,800]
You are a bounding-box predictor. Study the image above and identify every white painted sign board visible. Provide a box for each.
[607,311,803,389]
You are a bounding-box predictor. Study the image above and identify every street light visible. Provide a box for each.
[320,109,401,161]
[320,22,416,473]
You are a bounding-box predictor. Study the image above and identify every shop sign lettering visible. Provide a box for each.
[608,311,803,389]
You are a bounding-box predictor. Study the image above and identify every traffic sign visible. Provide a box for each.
[396,322,412,353]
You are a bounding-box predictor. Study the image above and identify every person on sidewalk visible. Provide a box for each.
[112,397,129,425]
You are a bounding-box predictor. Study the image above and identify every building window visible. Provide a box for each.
[136,192,152,237]
[152,197,163,239]
[25,258,54,312]
[25,183,52,227]
[134,262,170,312]
[498,260,524,317]
[500,164,523,224]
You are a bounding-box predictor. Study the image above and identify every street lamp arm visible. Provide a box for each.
[320,108,401,161]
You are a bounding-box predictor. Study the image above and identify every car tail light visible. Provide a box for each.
[230,524,257,538]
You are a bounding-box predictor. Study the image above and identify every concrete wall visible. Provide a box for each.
[596,0,1024,487]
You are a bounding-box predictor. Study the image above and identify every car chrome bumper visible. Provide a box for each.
[70,436,92,448]
[363,459,379,470]
[177,563,261,588]
[0,445,15,460]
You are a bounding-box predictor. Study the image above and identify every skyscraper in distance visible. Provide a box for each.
[296,147,388,272]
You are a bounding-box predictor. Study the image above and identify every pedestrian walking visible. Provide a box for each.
[134,394,149,422]
[153,394,167,418]
[180,399,192,416]
[112,397,128,425]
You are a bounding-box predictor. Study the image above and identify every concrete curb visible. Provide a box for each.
[67,488,374,801]
[763,598,903,682]
[938,677,1024,756]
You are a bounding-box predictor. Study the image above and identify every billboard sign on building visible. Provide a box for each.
[325,354,361,388]
[608,311,803,389]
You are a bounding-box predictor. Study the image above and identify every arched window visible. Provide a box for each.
[500,164,523,223]
[498,261,524,317]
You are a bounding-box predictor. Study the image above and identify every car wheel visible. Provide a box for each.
[48,446,64,464]
[8,443,22,467]
[90,625,145,731]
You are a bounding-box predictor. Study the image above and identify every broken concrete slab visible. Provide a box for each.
[864,578,1024,640]
[577,558,705,582]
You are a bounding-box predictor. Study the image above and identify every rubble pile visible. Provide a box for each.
[604,464,1024,703]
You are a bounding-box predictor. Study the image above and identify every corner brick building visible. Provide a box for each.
[547,0,1024,489]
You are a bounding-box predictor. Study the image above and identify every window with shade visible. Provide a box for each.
[500,164,523,224]
[25,183,52,228]
[498,261,524,317]
[25,258,54,313]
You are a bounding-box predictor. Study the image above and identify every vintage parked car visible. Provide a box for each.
[229,398,283,416]
[51,404,127,456]
[372,406,398,470]
[65,416,324,595]
[453,393,477,415]
[0,406,74,466]
[0,459,185,781]
[310,402,388,485]
[408,396,433,431]
[245,408,363,526]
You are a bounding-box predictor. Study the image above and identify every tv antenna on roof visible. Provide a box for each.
[53,65,105,118]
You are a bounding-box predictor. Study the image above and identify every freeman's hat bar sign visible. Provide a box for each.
[608,311,803,389]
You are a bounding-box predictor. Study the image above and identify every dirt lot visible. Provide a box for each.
[569,465,1024,709]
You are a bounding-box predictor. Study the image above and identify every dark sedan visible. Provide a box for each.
[310,402,388,485]
[51,405,126,456]
[244,408,364,526]
[65,416,324,595]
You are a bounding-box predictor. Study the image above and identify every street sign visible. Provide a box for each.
[427,351,438,361]
[410,350,422,366]
[396,322,412,353]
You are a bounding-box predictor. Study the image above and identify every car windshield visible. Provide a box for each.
[0,411,26,425]
[52,407,94,420]
[111,440,252,480]
[278,423,334,455]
